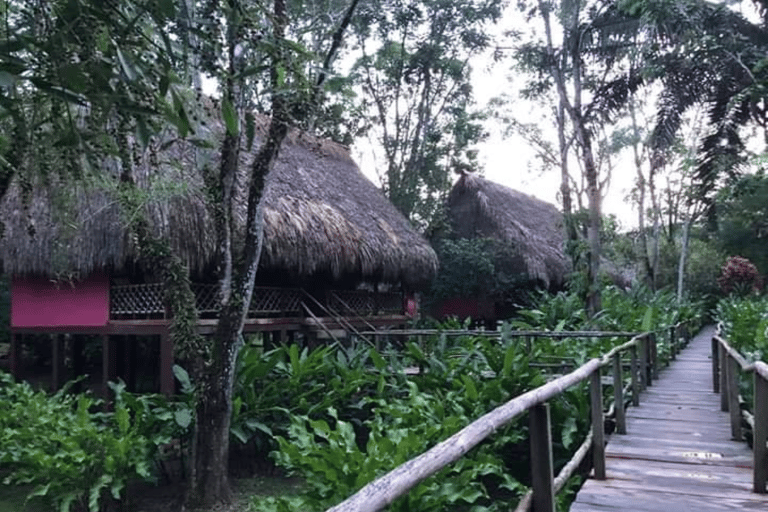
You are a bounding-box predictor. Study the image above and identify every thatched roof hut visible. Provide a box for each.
[0,118,437,289]
[447,172,569,287]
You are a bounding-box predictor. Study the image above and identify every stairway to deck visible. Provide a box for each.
[570,325,768,511]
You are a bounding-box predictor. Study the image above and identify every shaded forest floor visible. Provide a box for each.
[0,474,304,512]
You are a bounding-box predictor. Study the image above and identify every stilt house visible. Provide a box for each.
[0,116,438,395]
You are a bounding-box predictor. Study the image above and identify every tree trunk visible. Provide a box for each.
[186,0,290,505]
[677,212,692,304]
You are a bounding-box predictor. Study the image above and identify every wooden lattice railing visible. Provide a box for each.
[329,290,402,316]
[110,284,384,319]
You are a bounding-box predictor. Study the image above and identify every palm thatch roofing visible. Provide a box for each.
[0,115,437,289]
[447,172,569,287]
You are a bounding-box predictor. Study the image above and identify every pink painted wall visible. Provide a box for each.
[11,274,109,328]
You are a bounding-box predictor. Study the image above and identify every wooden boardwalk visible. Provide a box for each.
[570,325,768,511]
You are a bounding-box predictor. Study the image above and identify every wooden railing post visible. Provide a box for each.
[639,335,648,390]
[754,369,768,493]
[650,332,658,381]
[630,344,640,407]
[712,336,720,394]
[590,368,606,480]
[669,325,676,360]
[726,354,742,441]
[529,403,555,512]
[613,353,626,434]
[719,343,728,412]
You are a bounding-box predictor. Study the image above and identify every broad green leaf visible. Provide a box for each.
[115,46,137,81]
[174,408,193,429]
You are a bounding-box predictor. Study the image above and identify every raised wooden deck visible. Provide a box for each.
[570,325,768,511]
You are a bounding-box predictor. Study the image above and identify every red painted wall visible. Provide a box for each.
[434,297,495,321]
[11,274,109,328]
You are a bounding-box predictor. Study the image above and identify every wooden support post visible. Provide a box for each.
[754,372,768,493]
[525,336,532,353]
[590,368,606,480]
[52,334,67,391]
[727,355,742,441]
[271,330,282,348]
[72,335,85,393]
[529,403,555,512]
[613,353,626,435]
[719,343,728,412]
[650,332,658,381]
[101,335,117,401]
[639,336,648,391]
[712,337,720,394]
[160,331,174,396]
[630,345,640,407]
[9,332,21,380]
[126,337,138,392]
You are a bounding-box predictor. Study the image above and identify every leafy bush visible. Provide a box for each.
[715,295,768,362]
[250,330,598,511]
[0,372,189,512]
[718,256,764,296]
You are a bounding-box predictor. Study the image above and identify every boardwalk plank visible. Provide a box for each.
[569,325,768,511]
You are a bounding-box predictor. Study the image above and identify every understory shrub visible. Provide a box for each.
[0,372,190,512]
[718,256,764,296]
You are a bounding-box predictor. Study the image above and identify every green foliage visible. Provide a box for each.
[0,372,183,512]
[716,171,768,275]
[715,295,768,363]
[350,0,502,229]
[427,237,540,316]
[237,284,703,511]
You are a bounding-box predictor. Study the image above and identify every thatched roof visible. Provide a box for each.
[447,172,569,287]
[0,117,437,289]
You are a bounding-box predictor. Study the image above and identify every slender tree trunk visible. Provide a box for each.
[677,212,692,304]
[648,163,661,291]
[630,102,653,286]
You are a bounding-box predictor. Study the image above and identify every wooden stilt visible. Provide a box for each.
[52,334,67,391]
[9,332,21,380]
[102,335,117,400]
[123,336,138,392]
[72,335,85,394]
[160,331,174,396]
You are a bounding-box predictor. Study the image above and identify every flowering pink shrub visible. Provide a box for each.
[718,256,764,295]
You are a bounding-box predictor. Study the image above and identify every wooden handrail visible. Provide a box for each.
[357,329,641,338]
[711,326,768,494]
[325,331,657,512]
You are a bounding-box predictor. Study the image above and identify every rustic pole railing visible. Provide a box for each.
[325,331,660,512]
[712,326,768,493]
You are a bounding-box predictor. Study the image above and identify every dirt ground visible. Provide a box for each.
[0,475,303,512]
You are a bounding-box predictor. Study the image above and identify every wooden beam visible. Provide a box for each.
[529,403,555,512]
[753,371,768,493]
[613,354,626,435]
[712,336,720,394]
[639,336,648,391]
[591,368,606,480]
[102,335,117,401]
[9,332,21,380]
[52,334,67,391]
[726,354,742,441]
[630,345,640,407]
[719,343,728,412]
[160,331,174,396]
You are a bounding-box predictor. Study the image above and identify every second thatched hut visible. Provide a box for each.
[432,172,570,323]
